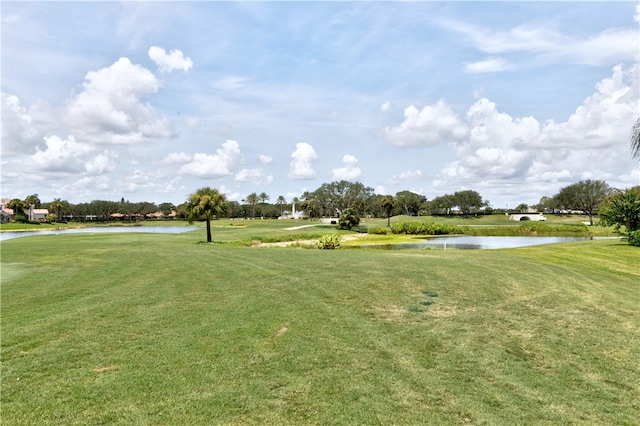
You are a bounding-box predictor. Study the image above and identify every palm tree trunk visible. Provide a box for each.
[206,218,212,243]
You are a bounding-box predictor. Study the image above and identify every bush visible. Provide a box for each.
[12,214,28,223]
[390,222,457,235]
[338,209,360,230]
[367,226,388,235]
[626,230,640,247]
[317,234,342,249]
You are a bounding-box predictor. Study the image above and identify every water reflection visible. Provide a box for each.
[362,236,602,250]
[0,226,199,241]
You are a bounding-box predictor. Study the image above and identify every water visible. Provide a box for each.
[362,236,605,250]
[0,226,199,241]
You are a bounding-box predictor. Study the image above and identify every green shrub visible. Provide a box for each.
[626,230,640,247]
[367,226,388,235]
[338,209,360,230]
[390,222,457,235]
[316,234,342,249]
[12,214,28,223]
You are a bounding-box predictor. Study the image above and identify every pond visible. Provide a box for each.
[0,226,200,241]
[361,236,610,250]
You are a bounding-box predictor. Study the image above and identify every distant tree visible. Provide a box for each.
[49,198,65,221]
[381,196,395,226]
[6,199,25,219]
[428,194,456,215]
[599,186,640,234]
[554,179,613,225]
[536,196,558,213]
[258,192,270,204]
[631,117,640,161]
[395,191,425,216]
[276,195,287,214]
[311,181,374,217]
[187,187,228,243]
[453,190,485,215]
[246,193,258,218]
[515,203,529,213]
[338,208,360,230]
[24,194,41,209]
[158,202,175,215]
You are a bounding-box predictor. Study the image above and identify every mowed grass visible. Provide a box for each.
[1,230,638,424]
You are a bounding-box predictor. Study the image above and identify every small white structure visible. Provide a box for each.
[278,203,307,219]
[509,213,547,222]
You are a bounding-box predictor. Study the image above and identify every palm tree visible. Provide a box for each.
[6,199,25,220]
[258,192,270,204]
[186,187,228,243]
[631,117,640,161]
[49,198,65,221]
[276,195,287,215]
[381,196,395,227]
[246,192,258,218]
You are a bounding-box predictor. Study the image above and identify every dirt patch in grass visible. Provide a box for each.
[92,365,118,373]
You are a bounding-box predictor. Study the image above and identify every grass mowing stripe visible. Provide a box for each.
[1,235,638,424]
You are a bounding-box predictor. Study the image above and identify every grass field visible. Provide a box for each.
[1,224,638,424]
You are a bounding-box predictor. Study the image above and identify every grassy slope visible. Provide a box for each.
[1,231,638,425]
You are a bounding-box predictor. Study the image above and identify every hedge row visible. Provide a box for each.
[389,222,458,235]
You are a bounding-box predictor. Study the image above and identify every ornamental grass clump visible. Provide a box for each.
[367,226,388,235]
[316,234,342,249]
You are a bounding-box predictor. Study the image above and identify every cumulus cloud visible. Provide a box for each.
[432,63,639,196]
[179,139,244,178]
[289,142,318,180]
[1,93,56,156]
[235,168,274,185]
[330,154,361,181]
[380,101,391,113]
[464,57,513,73]
[64,57,175,145]
[390,170,423,184]
[24,135,115,175]
[161,152,192,165]
[383,100,469,147]
[259,154,273,164]
[148,46,193,73]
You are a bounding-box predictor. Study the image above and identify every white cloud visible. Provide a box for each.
[330,154,362,181]
[390,170,423,184]
[19,134,115,176]
[380,101,391,113]
[464,57,513,73]
[211,76,248,91]
[64,57,175,145]
[636,4,640,23]
[383,100,469,147]
[288,142,318,180]
[179,139,244,178]
[235,168,274,185]
[1,93,56,156]
[148,46,193,73]
[441,19,638,67]
[161,152,192,164]
[434,63,639,197]
[259,154,273,164]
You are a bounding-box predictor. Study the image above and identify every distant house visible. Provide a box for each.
[1,208,13,223]
[27,206,50,221]
[509,213,547,222]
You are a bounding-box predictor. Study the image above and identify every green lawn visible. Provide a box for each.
[1,229,638,424]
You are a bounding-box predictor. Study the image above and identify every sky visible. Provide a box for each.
[2,1,639,209]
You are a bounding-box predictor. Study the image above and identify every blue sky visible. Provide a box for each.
[2,1,639,209]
